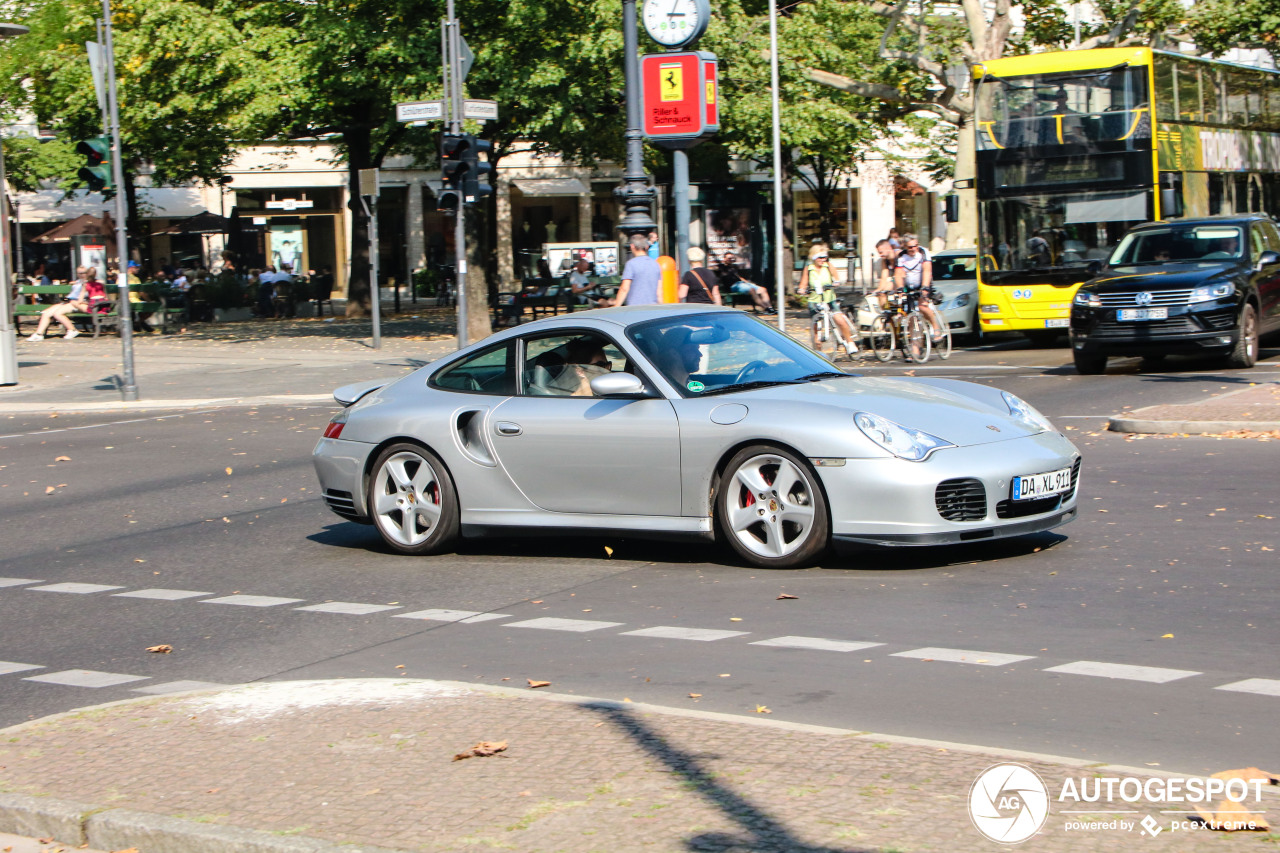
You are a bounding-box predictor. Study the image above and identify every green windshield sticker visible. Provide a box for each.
[686,380,705,393]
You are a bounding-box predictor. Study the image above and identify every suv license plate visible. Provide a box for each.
[1044,318,1070,328]
[1013,466,1073,501]
[1117,307,1167,321]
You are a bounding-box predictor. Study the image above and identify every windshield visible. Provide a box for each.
[980,189,1151,276]
[976,66,1150,150]
[933,255,977,281]
[628,312,840,396]
[1109,225,1245,265]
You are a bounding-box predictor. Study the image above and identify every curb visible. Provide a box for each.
[1109,416,1280,434]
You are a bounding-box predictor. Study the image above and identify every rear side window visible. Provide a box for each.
[431,342,516,395]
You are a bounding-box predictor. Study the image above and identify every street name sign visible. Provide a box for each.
[396,100,445,123]
[463,99,499,122]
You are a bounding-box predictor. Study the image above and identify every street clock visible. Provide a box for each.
[641,0,710,48]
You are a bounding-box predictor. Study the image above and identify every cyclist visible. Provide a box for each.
[894,233,945,341]
[873,239,898,310]
[798,244,859,357]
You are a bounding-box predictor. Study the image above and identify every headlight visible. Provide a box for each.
[1074,290,1101,307]
[979,304,1001,314]
[1002,391,1054,434]
[854,412,954,461]
[1189,281,1234,303]
[953,292,971,308]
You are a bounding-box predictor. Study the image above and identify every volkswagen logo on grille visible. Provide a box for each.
[1134,291,1154,306]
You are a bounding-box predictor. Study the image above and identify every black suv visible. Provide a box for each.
[1069,215,1280,373]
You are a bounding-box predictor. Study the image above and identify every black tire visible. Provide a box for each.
[715,445,829,569]
[366,442,459,555]
[870,315,895,362]
[1225,303,1259,369]
[1073,351,1108,375]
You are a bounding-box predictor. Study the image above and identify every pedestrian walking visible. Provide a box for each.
[678,247,721,305]
[610,234,662,307]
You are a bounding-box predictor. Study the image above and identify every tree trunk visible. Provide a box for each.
[343,127,373,318]
[949,112,978,250]
[780,149,796,294]
[464,199,492,343]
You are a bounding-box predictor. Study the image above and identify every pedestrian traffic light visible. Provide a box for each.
[461,135,493,204]
[438,132,465,213]
[75,136,113,194]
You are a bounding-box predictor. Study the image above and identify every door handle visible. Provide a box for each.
[495,421,522,436]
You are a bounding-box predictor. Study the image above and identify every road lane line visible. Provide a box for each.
[295,602,402,615]
[620,626,750,642]
[393,609,511,623]
[1214,678,1280,697]
[114,588,213,600]
[24,670,149,688]
[133,680,229,695]
[891,647,1035,666]
[27,582,125,594]
[0,662,43,675]
[200,595,305,608]
[0,411,218,440]
[1043,661,1200,683]
[505,617,624,632]
[0,578,43,588]
[751,636,884,653]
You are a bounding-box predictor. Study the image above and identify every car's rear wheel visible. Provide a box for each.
[716,446,829,568]
[367,443,459,555]
[1225,303,1259,369]
[1073,351,1108,375]
[869,315,895,362]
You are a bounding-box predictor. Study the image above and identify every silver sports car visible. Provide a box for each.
[313,305,1081,568]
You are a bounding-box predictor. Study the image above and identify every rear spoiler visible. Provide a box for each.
[333,378,391,407]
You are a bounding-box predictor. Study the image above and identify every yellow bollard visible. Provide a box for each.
[657,255,678,303]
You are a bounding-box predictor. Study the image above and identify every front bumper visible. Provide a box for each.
[1070,300,1238,355]
[817,431,1080,547]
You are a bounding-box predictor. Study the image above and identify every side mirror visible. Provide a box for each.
[1257,250,1279,270]
[590,372,650,398]
[1086,260,1103,277]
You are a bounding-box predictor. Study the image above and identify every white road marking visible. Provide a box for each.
[393,609,511,623]
[24,669,149,688]
[201,595,305,608]
[751,636,885,653]
[621,626,750,642]
[1214,678,1280,697]
[892,647,1035,666]
[295,602,401,615]
[0,578,43,588]
[114,588,213,600]
[133,680,228,695]
[505,617,624,632]
[0,411,216,440]
[28,582,125,594]
[0,662,43,675]
[1043,661,1200,683]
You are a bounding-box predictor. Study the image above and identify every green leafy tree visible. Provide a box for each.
[1188,0,1280,59]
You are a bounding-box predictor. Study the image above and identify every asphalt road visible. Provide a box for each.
[2,337,1277,776]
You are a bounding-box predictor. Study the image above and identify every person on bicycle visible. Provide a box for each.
[894,233,945,341]
[873,239,898,311]
[798,245,859,357]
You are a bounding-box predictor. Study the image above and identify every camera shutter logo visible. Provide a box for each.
[968,763,1050,844]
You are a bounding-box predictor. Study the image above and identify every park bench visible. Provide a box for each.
[15,283,168,337]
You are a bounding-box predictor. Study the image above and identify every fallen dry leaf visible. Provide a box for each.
[730,617,743,622]
[44,486,55,494]
[134,559,146,563]
[54,455,70,462]
[453,740,509,761]
[604,545,613,557]
[225,467,233,475]
[689,693,702,698]
[527,679,550,689]
[1193,768,1278,831]
[755,705,772,714]
[395,664,405,669]
[1161,633,1174,639]
[146,644,173,654]
[776,593,798,600]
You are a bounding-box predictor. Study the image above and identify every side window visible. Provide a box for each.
[432,342,515,395]
[1262,220,1280,251]
[522,332,626,397]
[1251,225,1269,261]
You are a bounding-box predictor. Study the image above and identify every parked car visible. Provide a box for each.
[849,249,979,341]
[1069,215,1280,374]
[314,306,1081,569]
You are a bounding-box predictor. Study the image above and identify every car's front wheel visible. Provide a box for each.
[1225,303,1259,369]
[367,443,459,555]
[1073,351,1108,375]
[716,446,829,568]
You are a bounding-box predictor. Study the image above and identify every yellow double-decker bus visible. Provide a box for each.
[973,47,1280,342]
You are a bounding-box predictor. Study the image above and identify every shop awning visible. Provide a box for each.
[512,178,589,197]
[151,210,230,236]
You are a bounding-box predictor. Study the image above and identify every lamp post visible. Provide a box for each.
[768,2,785,331]
[0,21,30,387]
[616,0,656,237]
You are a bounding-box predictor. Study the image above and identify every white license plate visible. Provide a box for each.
[1044,318,1070,328]
[1117,307,1167,321]
[1012,466,1073,501]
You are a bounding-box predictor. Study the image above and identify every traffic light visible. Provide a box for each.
[461,135,493,204]
[438,132,465,213]
[75,136,112,194]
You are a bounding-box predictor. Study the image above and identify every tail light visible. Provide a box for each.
[323,411,348,439]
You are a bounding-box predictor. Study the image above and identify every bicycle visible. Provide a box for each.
[809,296,847,360]
[868,288,933,363]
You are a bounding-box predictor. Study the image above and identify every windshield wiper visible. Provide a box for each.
[794,371,851,382]
[699,379,801,397]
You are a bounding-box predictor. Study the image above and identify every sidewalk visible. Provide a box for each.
[0,679,1275,853]
[1109,381,1280,435]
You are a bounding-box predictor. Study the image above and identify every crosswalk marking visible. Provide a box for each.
[0,578,43,588]
[0,661,43,675]
[28,582,125,594]
[505,617,624,632]
[201,595,305,608]
[114,588,213,600]
[620,626,750,642]
[751,636,884,653]
[1214,678,1280,697]
[393,609,511,623]
[24,670,149,688]
[1043,661,1200,684]
[892,647,1036,667]
[295,602,401,615]
[133,680,228,695]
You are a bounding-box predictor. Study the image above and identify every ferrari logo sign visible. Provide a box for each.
[641,51,720,149]
[660,63,684,101]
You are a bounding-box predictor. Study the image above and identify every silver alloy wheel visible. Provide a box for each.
[1244,307,1257,361]
[725,452,818,559]
[372,450,444,547]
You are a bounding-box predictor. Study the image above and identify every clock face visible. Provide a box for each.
[642,0,706,47]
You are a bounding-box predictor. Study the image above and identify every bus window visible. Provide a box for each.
[1202,68,1222,124]
[1176,59,1201,122]
[1154,59,1177,122]
[1267,88,1280,132]
[1226,71,1251,127]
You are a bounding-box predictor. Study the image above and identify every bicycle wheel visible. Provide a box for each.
[934,324,953,360]
[869,315,895,362]
[903,312,931,363]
